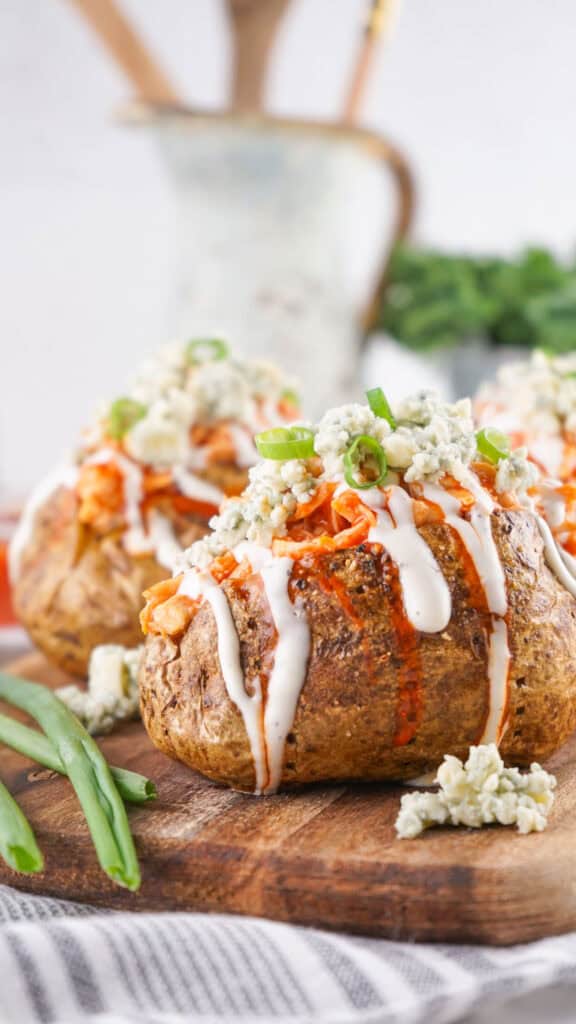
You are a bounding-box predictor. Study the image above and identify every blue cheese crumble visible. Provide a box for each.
[180,389,537,570]
[477,349,576,438]
[57,644,143,735]
[101,340,298,469]
[395,744,556,838]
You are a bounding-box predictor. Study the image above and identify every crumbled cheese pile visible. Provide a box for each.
[395,744,556,839]
[57,644,143,735]
[315,393,477,483]
[477,349,576,438]
[97,340,298,468]
[181,390,537,569]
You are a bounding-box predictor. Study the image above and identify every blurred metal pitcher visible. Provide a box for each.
[128,107,414,414]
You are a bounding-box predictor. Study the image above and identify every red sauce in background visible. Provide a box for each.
[0,506,20,628]
[0,540,17,627]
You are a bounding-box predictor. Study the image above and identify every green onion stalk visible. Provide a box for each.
[344,435,388,491]
[476,427,511,465]
[0,778,43,875]
[366,387,397,429]
[0,714,156,805]
[255,426,315,460]
[0,674,141,891]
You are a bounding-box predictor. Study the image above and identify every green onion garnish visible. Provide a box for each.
[476,427,511,465]
[366,387,396,429]
[0,673,141,891]
[344,435,388,490]
[0,779,43,875]
[0,713,156,805]
[185,338,229,365]
[255,426,315,460]
[108,398,147,440]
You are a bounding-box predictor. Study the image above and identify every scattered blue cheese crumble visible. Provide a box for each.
[57,644,143,735]
[395,744,556,839]
[180,390,537,571]
[477,349,576,437]
[98,340,298,468]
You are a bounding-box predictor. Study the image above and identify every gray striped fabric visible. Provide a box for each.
[0,886,575,1024]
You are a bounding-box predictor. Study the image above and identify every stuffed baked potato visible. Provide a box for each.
[140,389,576,792]
[11,339,299,676]
[475,350,576,598]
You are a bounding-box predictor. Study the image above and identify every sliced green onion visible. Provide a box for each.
[366,387,397,429]
[185,338,229,365]
[255,426,315,460]
[476,427,511,465]
[107,397,147,440]
[0,778,43,874]
[344,435,388,490]
[0,674,141,892]
[0,713,156,805]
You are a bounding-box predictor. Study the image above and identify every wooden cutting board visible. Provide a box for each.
[1,652,576,945]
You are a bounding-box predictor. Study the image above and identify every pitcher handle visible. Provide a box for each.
[358,133,416,336]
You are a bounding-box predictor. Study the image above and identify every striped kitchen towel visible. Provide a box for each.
[1,885,576,1024]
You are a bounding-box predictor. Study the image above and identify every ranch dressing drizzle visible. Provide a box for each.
[365,485,452,634]
[234,542,311,793]
[180,544,311,794]
[422,480,510,744]
[88,450,149,554]
[532,512,576,598]
[8,463,79,582]
[178,569,267,790]
[146,509,183,572]
[227,424,259,469]
[171,466,225,507]
[259,556,310,794]
[519,488,576,594]
[538,481,566,530]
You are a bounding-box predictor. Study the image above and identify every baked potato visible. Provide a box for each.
[475,350,576,597]
[139,389,576,792]
[11,339,299,676]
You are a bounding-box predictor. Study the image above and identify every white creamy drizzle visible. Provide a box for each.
[482,617,511,744]
[422,478,509,745]
[530,436,565,477]
[180,543,310,793]
[422,482,506,616]
[533,512,576,598]
[146,509,183,572]
[227,424,259,468]
[364,485,452,633]
[259,556,311,794]
[179,569,267,790]
[538,481,566,530]
[88,449,149,554]
[171,466,225,507]
[8,463,79,582]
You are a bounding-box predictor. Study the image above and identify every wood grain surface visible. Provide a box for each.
[1,652,575,945]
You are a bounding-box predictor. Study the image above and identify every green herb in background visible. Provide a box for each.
[379,244,576,353]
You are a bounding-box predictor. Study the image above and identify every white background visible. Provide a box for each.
[2,0,576,491]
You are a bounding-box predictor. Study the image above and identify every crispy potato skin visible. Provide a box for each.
[13,483,228,677]
[139,509,576,789]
